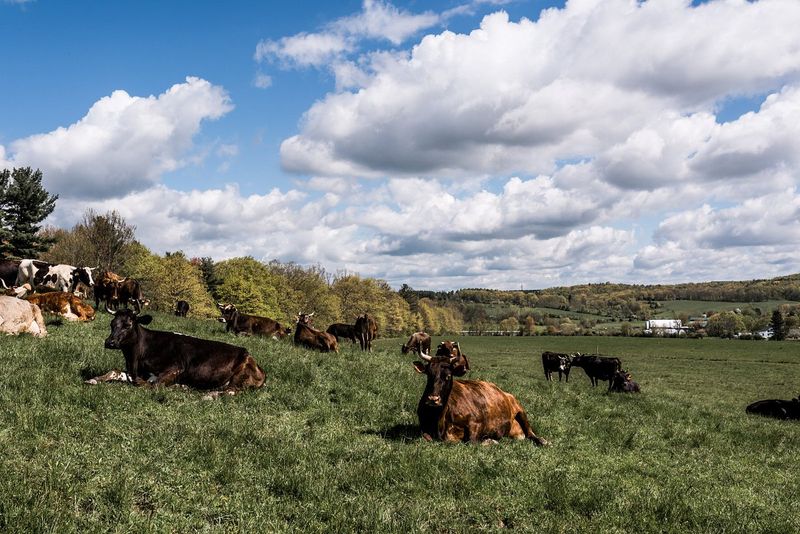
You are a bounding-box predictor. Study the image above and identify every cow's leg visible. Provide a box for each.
[205,355,265,400]
[514,411,550,447]
[151,367,182,387]
[84,369,131,385]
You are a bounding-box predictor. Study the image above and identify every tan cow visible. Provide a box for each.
[0,295,47,337]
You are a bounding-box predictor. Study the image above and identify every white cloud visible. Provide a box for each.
[6,77,233,199]
[253,72,273,89]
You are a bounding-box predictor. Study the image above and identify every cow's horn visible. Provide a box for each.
[449,355,458,365]
[420,351,432,362]
[105,303,115,314]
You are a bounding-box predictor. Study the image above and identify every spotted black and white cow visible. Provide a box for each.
[16,260,96,294]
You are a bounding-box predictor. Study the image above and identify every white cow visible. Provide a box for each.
[16,259,96,293]
[0,296,47,337]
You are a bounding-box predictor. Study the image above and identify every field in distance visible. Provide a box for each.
[1,312,798,532]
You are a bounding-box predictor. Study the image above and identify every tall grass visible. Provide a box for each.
[0,313,798,532]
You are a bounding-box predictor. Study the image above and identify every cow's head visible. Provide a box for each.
[558,355,572,373]
[297,312,314,325]
[401,343,410,354]
[413,352,458,407]
[74,267,97,287]
[217,303,237,321]
[104,309,152,349]
[435,341,470,376]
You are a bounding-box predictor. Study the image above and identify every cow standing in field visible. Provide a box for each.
[93,270,124,312]
[541,351,572,382]
[0,295,47,337]
[413,351,549,445]
[86,309,265,399]
[217,303,291,339]
[434,341,470,376]
[326,323,358,344]
[355,313,377,352]
[112,278,148,313]
[609,370,640,393]
[294,312,338,353]
[401,332,432,356]
[570,354,622,391]
[746,396,800,420]
[16,259,96,293]
[175,300,190,317]
[25,292,95,321]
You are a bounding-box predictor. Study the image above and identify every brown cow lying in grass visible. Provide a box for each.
[25,292,96,321]
[0,295,47,337]
[413,352,548,445]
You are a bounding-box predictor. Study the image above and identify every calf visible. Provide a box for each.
[294,312,338,352]
[25,292,95,321]
[217,303,291,339]
[435,341,470,376]
[401,332,432,356]
[746,396,800,420]
[541,351,572,382]
[175,300,190,317]
[570,353,622,391]
[610,370,640,393]
[354,313,377,352]
[86,309,265,399]
[413,352,548,445]
[0,295,47,337]
[326,323,358,344]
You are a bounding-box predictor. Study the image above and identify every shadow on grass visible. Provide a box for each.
[363,423,420,442]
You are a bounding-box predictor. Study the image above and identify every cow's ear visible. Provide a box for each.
[137,315,153,325]
[412,361,427,374]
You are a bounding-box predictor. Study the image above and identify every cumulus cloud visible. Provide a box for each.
[6,77,232,199]
[281,1,800,178]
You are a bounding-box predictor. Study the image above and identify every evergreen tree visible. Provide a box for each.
[0,167,58,259]
[770,309,786,341]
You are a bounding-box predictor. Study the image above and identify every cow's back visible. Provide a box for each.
[0,296,47,337]
[441,380,524,441]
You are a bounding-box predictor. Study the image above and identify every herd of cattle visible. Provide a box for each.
[1,257,798,441]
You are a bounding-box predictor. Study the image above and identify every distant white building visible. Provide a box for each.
[645,319,684,336]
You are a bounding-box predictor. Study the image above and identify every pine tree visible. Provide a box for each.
[0,167,58,259]
[770,309,786,341]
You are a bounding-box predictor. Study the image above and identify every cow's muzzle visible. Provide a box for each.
[425,395,443,406]
[104,338,119,349]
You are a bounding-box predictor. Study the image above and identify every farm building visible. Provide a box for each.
[644,319,684,336]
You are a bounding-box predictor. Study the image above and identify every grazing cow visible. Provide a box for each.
[175,300,190,317]
[0,295,47,337]
[0,259,20,288]
[93,270,124,312]
[217,303,291,339]
[541,351,572,382]
[326,323,358,344]
[294,312,338,353]
[570,353,622,391]
[25,292,95,321]
[401,331,432,356]
[746,396,800,420]
[413,352,549,445]
[354,313,377,352]
[434,341,471,376]
[85,309,265,399]
[16,259,96,293]
[610,370,640,393]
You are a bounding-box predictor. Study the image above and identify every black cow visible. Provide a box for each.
[570,353,622,390]
[746,396,800,420]
[326,323,358,343]
[217,303,291,339]
[541,351,572,382]
[85,309,265,399]
[175,300,190,317]
[610,370,640,393]
[0,259,20,288]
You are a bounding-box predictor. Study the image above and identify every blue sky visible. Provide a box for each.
[2,0,800,289]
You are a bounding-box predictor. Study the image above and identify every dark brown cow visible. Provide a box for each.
[86,309,265,399]
[570,353,622,390]
[326,323,358,343]
[175,300,190,317]
[609,370,640,393]
[435,340,470,376]
[401,331,432,355]
[413,352,549,445]
[112,278,148,313]
[354,313,377,352]
[541,351,572,382]
[93,270,124,312]
[217,303,291,339]
[294,312,338,352]
[746,396,800,420]
[0,259,20,288]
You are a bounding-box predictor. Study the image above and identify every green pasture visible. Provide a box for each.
[1,312,799,532]
[651,299,796,318]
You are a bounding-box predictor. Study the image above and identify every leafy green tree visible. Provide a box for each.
[41,209,135,270]
[215,257,282,318]
[269,261,339,327]
[499,316,519,333]
[706,311,745,338]
[0,167,58,259]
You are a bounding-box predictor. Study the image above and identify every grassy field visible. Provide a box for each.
[1,312,799,532]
